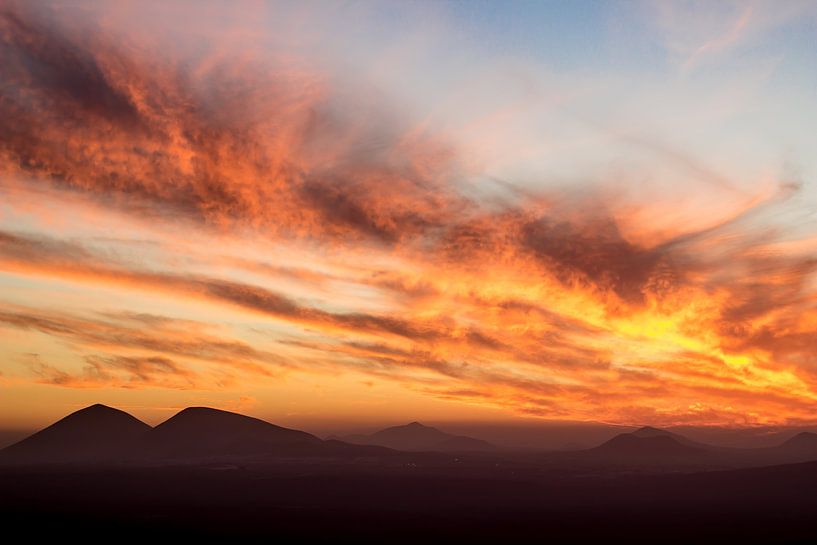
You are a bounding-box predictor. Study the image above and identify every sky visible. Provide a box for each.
[1,0,816,430]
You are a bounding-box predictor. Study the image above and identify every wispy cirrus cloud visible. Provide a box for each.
[645,0,817,73]
[0,306,283,386]
[27,353,198,390]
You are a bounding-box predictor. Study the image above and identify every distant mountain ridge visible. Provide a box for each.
[5,406,817,468]
[779,431,817,450]
[340,421,497,452]
[581,426,714,463]
[629,426,713,449]
[763,431,817,462]
[592,433,703,457]
[0,404,391,465]
[584,427,817,467]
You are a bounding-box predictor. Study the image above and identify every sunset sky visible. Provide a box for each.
[1,0,816,430]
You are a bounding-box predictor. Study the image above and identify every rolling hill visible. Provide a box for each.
[0,404,150,464]
[136,406,324,460]
[341,421,496,452]
[580,426,712,464]
[0,404,394,465]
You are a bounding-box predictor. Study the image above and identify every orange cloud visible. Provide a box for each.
[0,2,464,245]
[1,2,817,427]
[0,306,284,385]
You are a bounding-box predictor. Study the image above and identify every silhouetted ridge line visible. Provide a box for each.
[0,404,400,465]
[137,406,325,460]
[341,421,496,452]
[0,404,150,464]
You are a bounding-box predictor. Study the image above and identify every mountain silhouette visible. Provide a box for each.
[589,429,817,467]
[0,404,150,465]
[341,421,496,452]
[779,431,817,450]
[629,426,713,449]
[136,406,323,460]
[586,428,707,462]
[765,431,817,462]
[1,405,396,465]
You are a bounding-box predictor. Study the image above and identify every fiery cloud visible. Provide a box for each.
[1,1,816,427]
[0,1,463,245]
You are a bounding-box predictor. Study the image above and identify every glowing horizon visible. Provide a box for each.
[2,0,817,429]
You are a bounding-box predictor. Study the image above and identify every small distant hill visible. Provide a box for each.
[0,404,150,465]
[779,431,817,450]
[583,426,712,463]
[629,426,713,449]
[583,428,817,467]
[341,422,496,452]
[767,432,817,462]
[593,434,702,456]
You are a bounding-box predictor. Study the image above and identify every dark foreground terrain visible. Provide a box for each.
[3,405,817,544]
[3,459,817,544]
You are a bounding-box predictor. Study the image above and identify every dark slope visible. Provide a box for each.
[136,407,396,461]
[342,421,496,452]
[630,426,713,449]
[582,429,817,468]
[761,431,817,463]
[0,404,150,465]
[579,428,711,465]
[779,431,817,451]
[137,407,323,460]
[593,434,703,456]
[434,435,497,452]
[1,405,395,465]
